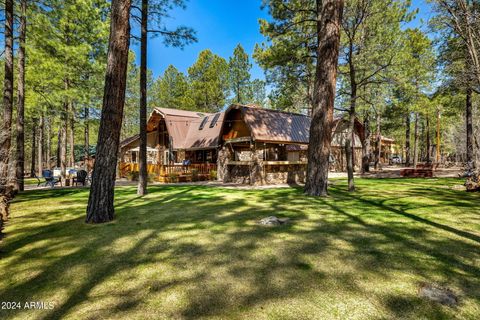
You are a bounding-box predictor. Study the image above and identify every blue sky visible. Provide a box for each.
[131,0,434,80]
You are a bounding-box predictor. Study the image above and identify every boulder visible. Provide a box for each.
[418,283,459,306]
[258,216,290,226]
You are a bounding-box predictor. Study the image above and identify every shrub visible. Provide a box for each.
[168,173,179,183]
[126,171,139,181]
[147,173,157,183]
[191,169,199,182]
[209,170,217,181]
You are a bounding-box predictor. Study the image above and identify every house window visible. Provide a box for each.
[265,145,287,161]
[287,152,300,162]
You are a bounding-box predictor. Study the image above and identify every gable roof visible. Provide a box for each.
[182,112,225,150]
[226,104,311,144]
[147,107,224,150]
[225,104,366,145]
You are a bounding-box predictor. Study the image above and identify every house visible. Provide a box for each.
[119,107,223,181]
[217,104,364,185]
[119,104,389,184]
[120,107,224,165]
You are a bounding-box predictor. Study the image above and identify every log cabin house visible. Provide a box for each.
[119,104,392,184]
[119,107,223,181]
[217,104,365,184]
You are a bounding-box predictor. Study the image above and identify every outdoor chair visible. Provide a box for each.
[42,170,61,188]
[73,170,88,186]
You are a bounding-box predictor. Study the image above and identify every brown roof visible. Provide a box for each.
[148,108,224,150]
[122,105,370,152]
[227,104,311,144]
[182,112,225,149]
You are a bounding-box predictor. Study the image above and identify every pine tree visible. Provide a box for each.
[0,0,14,186]
[188,50,229,112]
[229,44,252,104]
[86,0,132,223]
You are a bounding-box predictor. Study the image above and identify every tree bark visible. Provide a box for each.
[46,117,51,169]
[15,0,26,191]
[60,100,68,180]
[86,0,132,223]
[137,0,148,196]
[426,112,430,163]
[84,106,90,170]
[68,102,75,167]
[305,0,344,196]
[436,109,441,163]
[56,126,61,168]
[0,0,14,185]
[466,87,474,167]
[37,115,44,177]
[345,40,356,192]
[345,108,355,191]
[374,112,381,170]
[405,112,410,166]
[31,120,36,177]
[413,112,419,168]
[361,112,371,174]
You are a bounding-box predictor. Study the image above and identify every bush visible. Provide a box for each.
[147,173,157,183]
[209,170,217,181]
[126,171,139,181]
[191,169,199,182]
[168,173,179,183]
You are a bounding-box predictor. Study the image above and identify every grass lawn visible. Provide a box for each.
[1,178,479,319]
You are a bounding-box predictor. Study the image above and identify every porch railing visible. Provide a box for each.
[119,162,216,178]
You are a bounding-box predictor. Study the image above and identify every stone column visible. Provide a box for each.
[250,144,265,185]
[217,146,232,182]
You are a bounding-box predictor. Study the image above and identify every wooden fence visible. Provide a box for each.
[119,162,217,182]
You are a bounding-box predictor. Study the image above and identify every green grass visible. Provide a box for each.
[1,178,479,319]
[23,178,40,186]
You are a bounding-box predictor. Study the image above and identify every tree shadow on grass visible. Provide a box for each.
[0,181,478,319]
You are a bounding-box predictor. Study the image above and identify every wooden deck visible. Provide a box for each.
[119,162,217,183]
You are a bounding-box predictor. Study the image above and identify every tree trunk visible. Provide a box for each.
[68,102,75,167]
[345,106,355,192]
[305,0,344,196]
[405,112,410,166]
[15,0,26,191]
[413,112,419,168]
[56,126,61,168]
[0,0,14,185]
[37,115,44,177]
[60,100,68,180]
[345,42,356,192]
[466,87,474,167]
[426,112,430,163]
[84,106,89,170]
[436,109,441,163]
[86,0,132,223]
[361,112,370,173]
[31,121,36,177]
[137,0,148,196]
[46,117,51,169]
[374,112,381,170]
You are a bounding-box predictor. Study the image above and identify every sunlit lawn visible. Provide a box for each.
[1,178,479,319]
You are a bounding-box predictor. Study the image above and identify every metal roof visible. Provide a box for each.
[227,104,311,144]
[149,108,225,150]
[121,105,377,152]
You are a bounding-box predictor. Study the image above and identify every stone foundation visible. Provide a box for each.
[265,164,306,184]
[225,163,307,185]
